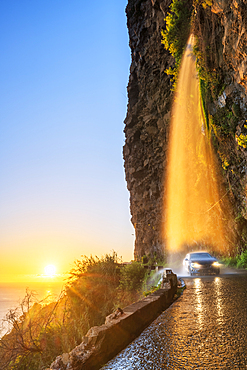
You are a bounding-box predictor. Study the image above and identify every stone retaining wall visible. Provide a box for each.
[47,270,177,370]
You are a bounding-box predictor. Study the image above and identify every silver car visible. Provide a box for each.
[183,252,221,276]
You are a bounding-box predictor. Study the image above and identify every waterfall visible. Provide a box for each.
[164,34,233,254]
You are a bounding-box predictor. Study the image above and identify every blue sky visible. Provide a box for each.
[0,0,134,280]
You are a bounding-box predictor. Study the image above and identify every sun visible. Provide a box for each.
[44,264,57,278]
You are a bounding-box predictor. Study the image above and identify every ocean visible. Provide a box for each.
[0,281,64,337]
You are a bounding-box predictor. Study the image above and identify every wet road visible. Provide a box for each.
[102,273,247,369]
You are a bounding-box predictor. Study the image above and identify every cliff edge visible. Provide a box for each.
[124,0,247,259]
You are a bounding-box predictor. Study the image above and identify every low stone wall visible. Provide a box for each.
[47,270,177,370]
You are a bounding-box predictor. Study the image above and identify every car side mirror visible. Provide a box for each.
[185,258,188,261]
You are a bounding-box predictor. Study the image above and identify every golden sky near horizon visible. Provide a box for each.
[0,0,134,283]
[0,231,133,282]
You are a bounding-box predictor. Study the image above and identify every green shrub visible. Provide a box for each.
[0,252,151,369]
[119,262,147,292]
[236,250,247,269]
[221,251,247,269]
[220,255,238,267]
[143,269,163,296]
[65,252,121,339]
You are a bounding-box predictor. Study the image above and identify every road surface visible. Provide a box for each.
[102,272,247,369]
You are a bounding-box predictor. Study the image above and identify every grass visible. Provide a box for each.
[0,252,152,370]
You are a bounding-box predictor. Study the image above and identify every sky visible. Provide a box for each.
[0,0,134,282]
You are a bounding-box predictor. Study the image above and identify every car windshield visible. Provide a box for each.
[190,253,213,260]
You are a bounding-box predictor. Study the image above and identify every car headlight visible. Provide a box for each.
[191,262,201,268]
[212,262,221,267]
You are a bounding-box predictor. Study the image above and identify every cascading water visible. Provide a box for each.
[164,34,233,254]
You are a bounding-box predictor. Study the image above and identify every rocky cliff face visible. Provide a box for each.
[124,0,174,261]
[124,0,247,259]
[211,0,247,90]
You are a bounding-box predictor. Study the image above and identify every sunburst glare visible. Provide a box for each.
[44,264,57,278]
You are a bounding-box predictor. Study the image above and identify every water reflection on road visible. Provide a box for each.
[102,274,247,369]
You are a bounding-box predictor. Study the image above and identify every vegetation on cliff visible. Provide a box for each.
[221,250,247,269]
[193,0,247,255]
[162,0,247,257]
[0,252,150,370]
[161,0,193,88]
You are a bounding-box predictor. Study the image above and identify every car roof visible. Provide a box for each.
[190,252,210,255]
[189,252,213,258]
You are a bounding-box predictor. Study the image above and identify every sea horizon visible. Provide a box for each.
[0,280,65,338]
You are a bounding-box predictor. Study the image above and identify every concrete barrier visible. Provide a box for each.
[47,270,177,370]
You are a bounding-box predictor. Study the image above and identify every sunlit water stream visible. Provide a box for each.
[100,36,247,369]
[164,35,234,255]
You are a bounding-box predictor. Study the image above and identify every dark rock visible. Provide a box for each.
[124,0,173,260]
[124,0,247,259]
